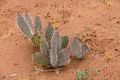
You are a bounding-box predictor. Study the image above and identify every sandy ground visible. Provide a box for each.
[0,0,120,80]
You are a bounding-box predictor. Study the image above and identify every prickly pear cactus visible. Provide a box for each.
[17,13,43,47]
[49,30,70,67]
[57,49,69,67]
[17,13,33,39]
[40,38,49,57]
[61,35,69,48]
[71,36,89,59]
[31,34,41,47]
[50,31,61,67]
[45,23,54,42]
[24,13,33,29]
[82,45,90,56]
[33,52,50,65]
[33,37,50,66]
[34,16,42,34]
[17,13,71,69]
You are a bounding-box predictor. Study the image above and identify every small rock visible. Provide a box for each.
[55,70,59,75]
[9,73,17,77]
[104,65,107,68]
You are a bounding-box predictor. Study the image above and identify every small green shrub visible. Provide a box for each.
[77,70,88,80]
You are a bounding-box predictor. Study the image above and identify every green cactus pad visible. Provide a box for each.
[40,38,49,57]
[33,52,50,65]
[34,16,42,34]
[32,34,41,47]
[71,36,89,59]
[61,35,69,48]
[45,23,54,42]
[57,49,69,66]
[24,13,33,29]
[17,14,33,39]
[50,31,61,67]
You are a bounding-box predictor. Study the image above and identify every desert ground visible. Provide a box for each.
[0,0,120,80]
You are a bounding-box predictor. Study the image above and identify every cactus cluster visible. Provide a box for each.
[17,13,90,69]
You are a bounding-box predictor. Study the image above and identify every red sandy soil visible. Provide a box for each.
[0,0,120,80]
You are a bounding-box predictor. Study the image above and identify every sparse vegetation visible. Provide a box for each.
[17,13,90,71]
[76,69,88,80]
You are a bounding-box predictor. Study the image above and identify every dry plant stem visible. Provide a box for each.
[33,67,64,72]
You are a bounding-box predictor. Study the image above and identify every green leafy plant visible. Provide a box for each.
[77,70,88,80]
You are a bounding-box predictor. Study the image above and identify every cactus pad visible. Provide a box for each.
[34,16,42,34]
[61,35,69,48]
[50,31,61,67]
[71,36,89,59]
[33,52,50,65]
[57,49,69,66]
[24,13,33,29]
[40,38,49,57]
[17,14,33,39]
[32,34,41,47]
[45,23,54,42]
